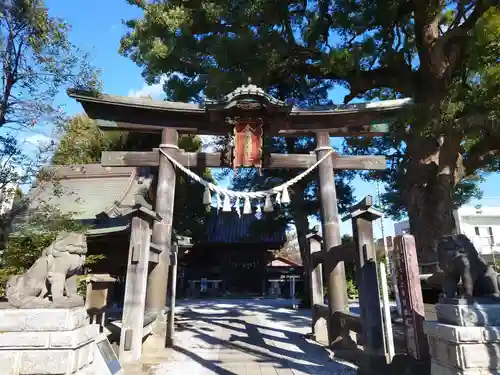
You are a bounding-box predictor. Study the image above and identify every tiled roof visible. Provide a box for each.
[16,165,153,235]
[204,208,286,245]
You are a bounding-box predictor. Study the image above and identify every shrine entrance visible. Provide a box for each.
[69,82,410,366]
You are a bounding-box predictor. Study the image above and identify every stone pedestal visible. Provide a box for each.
[0,306,121,375]
[425,302,500,375]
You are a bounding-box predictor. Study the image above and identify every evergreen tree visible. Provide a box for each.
[120,1,500,268]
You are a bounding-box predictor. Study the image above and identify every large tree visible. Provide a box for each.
[120,1,500,269]
[0,0,99,228]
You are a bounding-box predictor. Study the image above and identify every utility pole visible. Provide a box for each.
[376,181,402,317]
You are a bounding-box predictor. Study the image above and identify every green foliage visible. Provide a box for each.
[0,1,101,233]
[346,279,359,300]
[0,0,100,129]
[52,115,127,165]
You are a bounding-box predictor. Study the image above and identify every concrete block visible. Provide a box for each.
[0,331,50,349]
[0,307,88,332]
[424,321,500,343]
[436,304,500,327]
[0,352,18,375]
[49,324,99,349]
[431,360,500,375]
[76,344,93,371]
[427,336,500,369]
[18,346,93,374]
[0,324,99,350]
[19,350,77,374]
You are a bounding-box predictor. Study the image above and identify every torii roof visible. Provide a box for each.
[68,82,412,136]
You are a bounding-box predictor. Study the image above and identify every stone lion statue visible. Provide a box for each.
[6,232,87,308]
[438,234,500,299]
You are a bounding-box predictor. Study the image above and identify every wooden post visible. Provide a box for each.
[393,235,428,361]
[165,243,178,347]
[146,128,178,319]
[120,210,156,364]
[347,196,385,372]
[315,131,349,346]
[307,233,328,343]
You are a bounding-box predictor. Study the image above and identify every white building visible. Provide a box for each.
[393,205,500,263]
[455,206,500,262]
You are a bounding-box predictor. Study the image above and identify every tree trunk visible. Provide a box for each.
[405,136,462,273]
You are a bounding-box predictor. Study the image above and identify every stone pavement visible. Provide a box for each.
[149,299,357,375]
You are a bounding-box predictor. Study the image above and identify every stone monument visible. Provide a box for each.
[424,234,500,375]
[0,232,123,375]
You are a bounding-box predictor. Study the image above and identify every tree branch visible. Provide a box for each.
[311,65,415,103]
[463,135,500,175]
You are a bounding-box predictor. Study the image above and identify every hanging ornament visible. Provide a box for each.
[243,196,252,214]
[275,192,281,205]
[255,201,263,219]
[235,197,241,217]
[223,195,232,212]
[263,195,274,212]
[216,194,223,210]
[203,187,212,205]
[281,186,290,204]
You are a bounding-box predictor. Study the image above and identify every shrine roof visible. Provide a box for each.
[68,85,412,136]
[203,208,287,245]
[16,164,153,236]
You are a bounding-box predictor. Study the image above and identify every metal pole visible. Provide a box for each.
[166,244,178,347]
[376,181,402,317]
[379,261,395,363]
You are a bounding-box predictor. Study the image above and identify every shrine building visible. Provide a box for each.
[17,164,299,302]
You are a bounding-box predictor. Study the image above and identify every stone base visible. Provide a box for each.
[0,306,112,375]
[431,360,500,375]
[424,320,500,374]
[436,303,500,327]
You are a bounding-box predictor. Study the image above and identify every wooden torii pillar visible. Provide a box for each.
[119,204,162,365]
[102,138,386,346]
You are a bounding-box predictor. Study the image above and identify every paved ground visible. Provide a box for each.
[149,299,358,375]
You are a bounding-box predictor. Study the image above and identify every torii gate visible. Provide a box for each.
[69,82,410,362]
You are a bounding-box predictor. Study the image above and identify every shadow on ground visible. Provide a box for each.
[153,298,357,375]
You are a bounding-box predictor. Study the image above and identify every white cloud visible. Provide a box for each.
[128,75,169,98]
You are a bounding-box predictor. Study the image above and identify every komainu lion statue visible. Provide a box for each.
[438,234,500,299]
[6,232,87,308]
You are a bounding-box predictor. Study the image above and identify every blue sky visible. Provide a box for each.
[36,0,500,238]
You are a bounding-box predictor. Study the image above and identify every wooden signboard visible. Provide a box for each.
[393,235,429,361]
